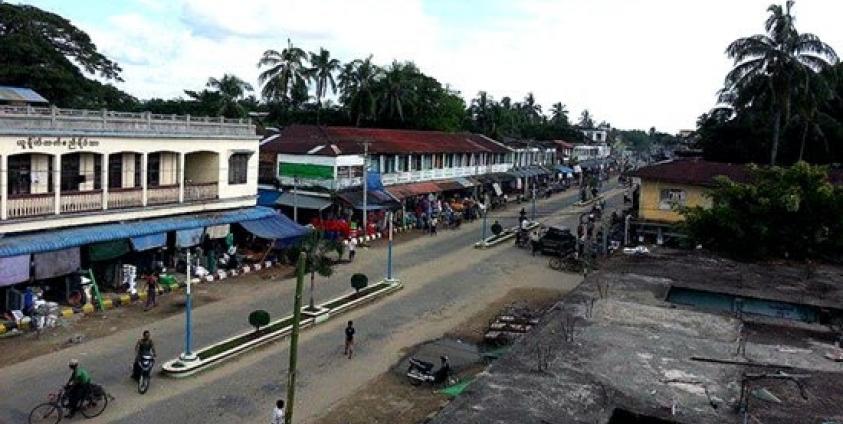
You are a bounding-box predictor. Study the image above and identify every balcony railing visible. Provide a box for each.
[147,185,180,205]
[108,187,143,209]
[7,193,54,219]
[60,190,103,214]
[185,182,218,202]
[0,105,256,137]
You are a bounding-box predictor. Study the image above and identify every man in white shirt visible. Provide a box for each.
[271,399,285,424]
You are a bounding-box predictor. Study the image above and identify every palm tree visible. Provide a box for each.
[257,39,308,104]
[793,73,836,161]
[550,102,569,126]
[338,55,382,126]
[521,92,542,124]
[307,48,341,125]
[204,74,253,117]
[721,1,838,164]
[469,91,495,135]
[578,109,594,128]
[296,231,343,311]
[379,61,418,123]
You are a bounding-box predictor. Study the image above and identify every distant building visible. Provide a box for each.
[0,86,49,106]
[571,144,611,162]
[580,128,608,143]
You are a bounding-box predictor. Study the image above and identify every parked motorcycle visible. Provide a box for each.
[406,356,452,386]
[133,354,155,394]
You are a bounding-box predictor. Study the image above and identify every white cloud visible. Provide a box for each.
[72,0,843,132]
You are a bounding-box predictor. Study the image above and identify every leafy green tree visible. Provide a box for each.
[288,231,344,311]
[578,109,594,128]
[378,61,417,123]
[307,48,341,125]
[682,162,843,260]
[338,55,383,126]
[189,74,253,118]
[258,39,308,104]
[0,3,133,107]
[720,1,838,165]
[550,102,570,127]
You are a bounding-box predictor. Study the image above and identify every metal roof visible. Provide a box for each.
[0,207,278,257]
[0,86,48,103]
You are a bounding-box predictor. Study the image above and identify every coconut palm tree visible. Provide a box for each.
[550,102,569,126]
[521,92,542,124]
[204,74,253,117]
[793,72,837,161]
[721,1,838,164]
[257,39,308,104]
[307,48,341,125]
[578,109,594,128]
[338,55,382,126]
[379,61,418,123]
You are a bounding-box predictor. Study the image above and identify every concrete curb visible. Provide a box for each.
[162,279,404,377]
[474,221,540,249]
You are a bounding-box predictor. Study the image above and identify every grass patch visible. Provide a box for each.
[197,316,296,360]
[322,282,392,310]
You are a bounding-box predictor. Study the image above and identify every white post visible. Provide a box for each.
[293,177,298,223]
[53,154,61,215]
[141,153,148,207]
[178,152,185,203]
[0,155,6,220]
[101,155,108,210]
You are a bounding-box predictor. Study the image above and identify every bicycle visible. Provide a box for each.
[29,385,110,424]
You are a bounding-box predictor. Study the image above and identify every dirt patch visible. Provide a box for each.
[0,265,294,367]
[443,287,565,345]
[312,287,565,424]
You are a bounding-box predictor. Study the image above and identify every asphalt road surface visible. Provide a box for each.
[0,183,625,424]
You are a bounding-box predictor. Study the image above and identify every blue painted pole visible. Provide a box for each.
[387,212,393,280]
[181,249,195,361]
[482,208,488,242]
[185,291,192,355]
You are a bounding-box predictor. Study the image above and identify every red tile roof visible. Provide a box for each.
[261,125,511,156]
[631,159,751,187]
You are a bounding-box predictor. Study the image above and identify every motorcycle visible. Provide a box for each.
[133,354,155,394]
[406,357,453,386]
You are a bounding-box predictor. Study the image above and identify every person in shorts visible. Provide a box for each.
[344,320,355,359]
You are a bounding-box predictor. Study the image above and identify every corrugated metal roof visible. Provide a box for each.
[0,86,48,103]
[0,207,278,258]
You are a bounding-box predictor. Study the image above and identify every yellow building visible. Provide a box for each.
[631,159,748,241]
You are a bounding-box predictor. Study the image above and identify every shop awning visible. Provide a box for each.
[337,190,398,210]
[0,207,278,258]
[385,182,442,200]
[454,177,476,188]
[435,180,464,192]
[130,233,167,252]
[176,228,204,248]
[257,189,282,207]
[0,255,30,287]
[491,172,516,183]
[33,248,80,279]
[275,192,332,210]
[556,165,574,174]
[239,213,309,243]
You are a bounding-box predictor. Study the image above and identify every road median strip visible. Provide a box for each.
[161,279,404,378]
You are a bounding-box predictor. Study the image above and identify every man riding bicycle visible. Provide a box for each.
[66,359,92,418]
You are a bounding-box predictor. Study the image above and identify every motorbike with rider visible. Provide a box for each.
[132,330,157,394]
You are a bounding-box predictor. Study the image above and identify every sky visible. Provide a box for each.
[19,0,843,133]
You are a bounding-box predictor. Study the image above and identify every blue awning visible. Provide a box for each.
[176,228,204,248]
[257,189,282,207]
[0,207,277,258]
[239,213,309,245]
[556,165,574,174]
[130,233,167,251]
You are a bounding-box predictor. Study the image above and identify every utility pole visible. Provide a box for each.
[386,211,394,282]
[362,142,369,241]
[292,177,298,223]
[285,253,306,424]
[179,249,197,362]
[481,193,489,242]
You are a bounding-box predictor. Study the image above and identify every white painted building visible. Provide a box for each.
[0,106,260,234]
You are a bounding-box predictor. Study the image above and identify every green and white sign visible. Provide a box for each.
[279,162,334,180]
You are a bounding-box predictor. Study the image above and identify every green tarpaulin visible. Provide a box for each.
[438,378,473,398]
[88,239,130,262]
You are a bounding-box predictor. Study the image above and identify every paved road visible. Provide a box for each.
[0,183,625,424]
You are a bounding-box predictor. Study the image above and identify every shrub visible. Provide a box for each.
[249,310,270,333]
[350,273,368,294]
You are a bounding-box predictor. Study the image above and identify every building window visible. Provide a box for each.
[228,153,250,185]
[369,155,381,173]
[147,153,160,187]
[108,154,122,188]
[384,155,396,173]
[412,155,422,171]
[659,189,686,210]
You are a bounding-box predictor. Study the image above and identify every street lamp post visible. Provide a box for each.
[180,249,197,362]
[531,187,537,221]
[386,211,395,282]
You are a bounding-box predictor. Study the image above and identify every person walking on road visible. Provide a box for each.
[430,216,438,236]
[348,237,357,262]
[144,271,159,310]
[271,399,285,424]
[344,320,356,359]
